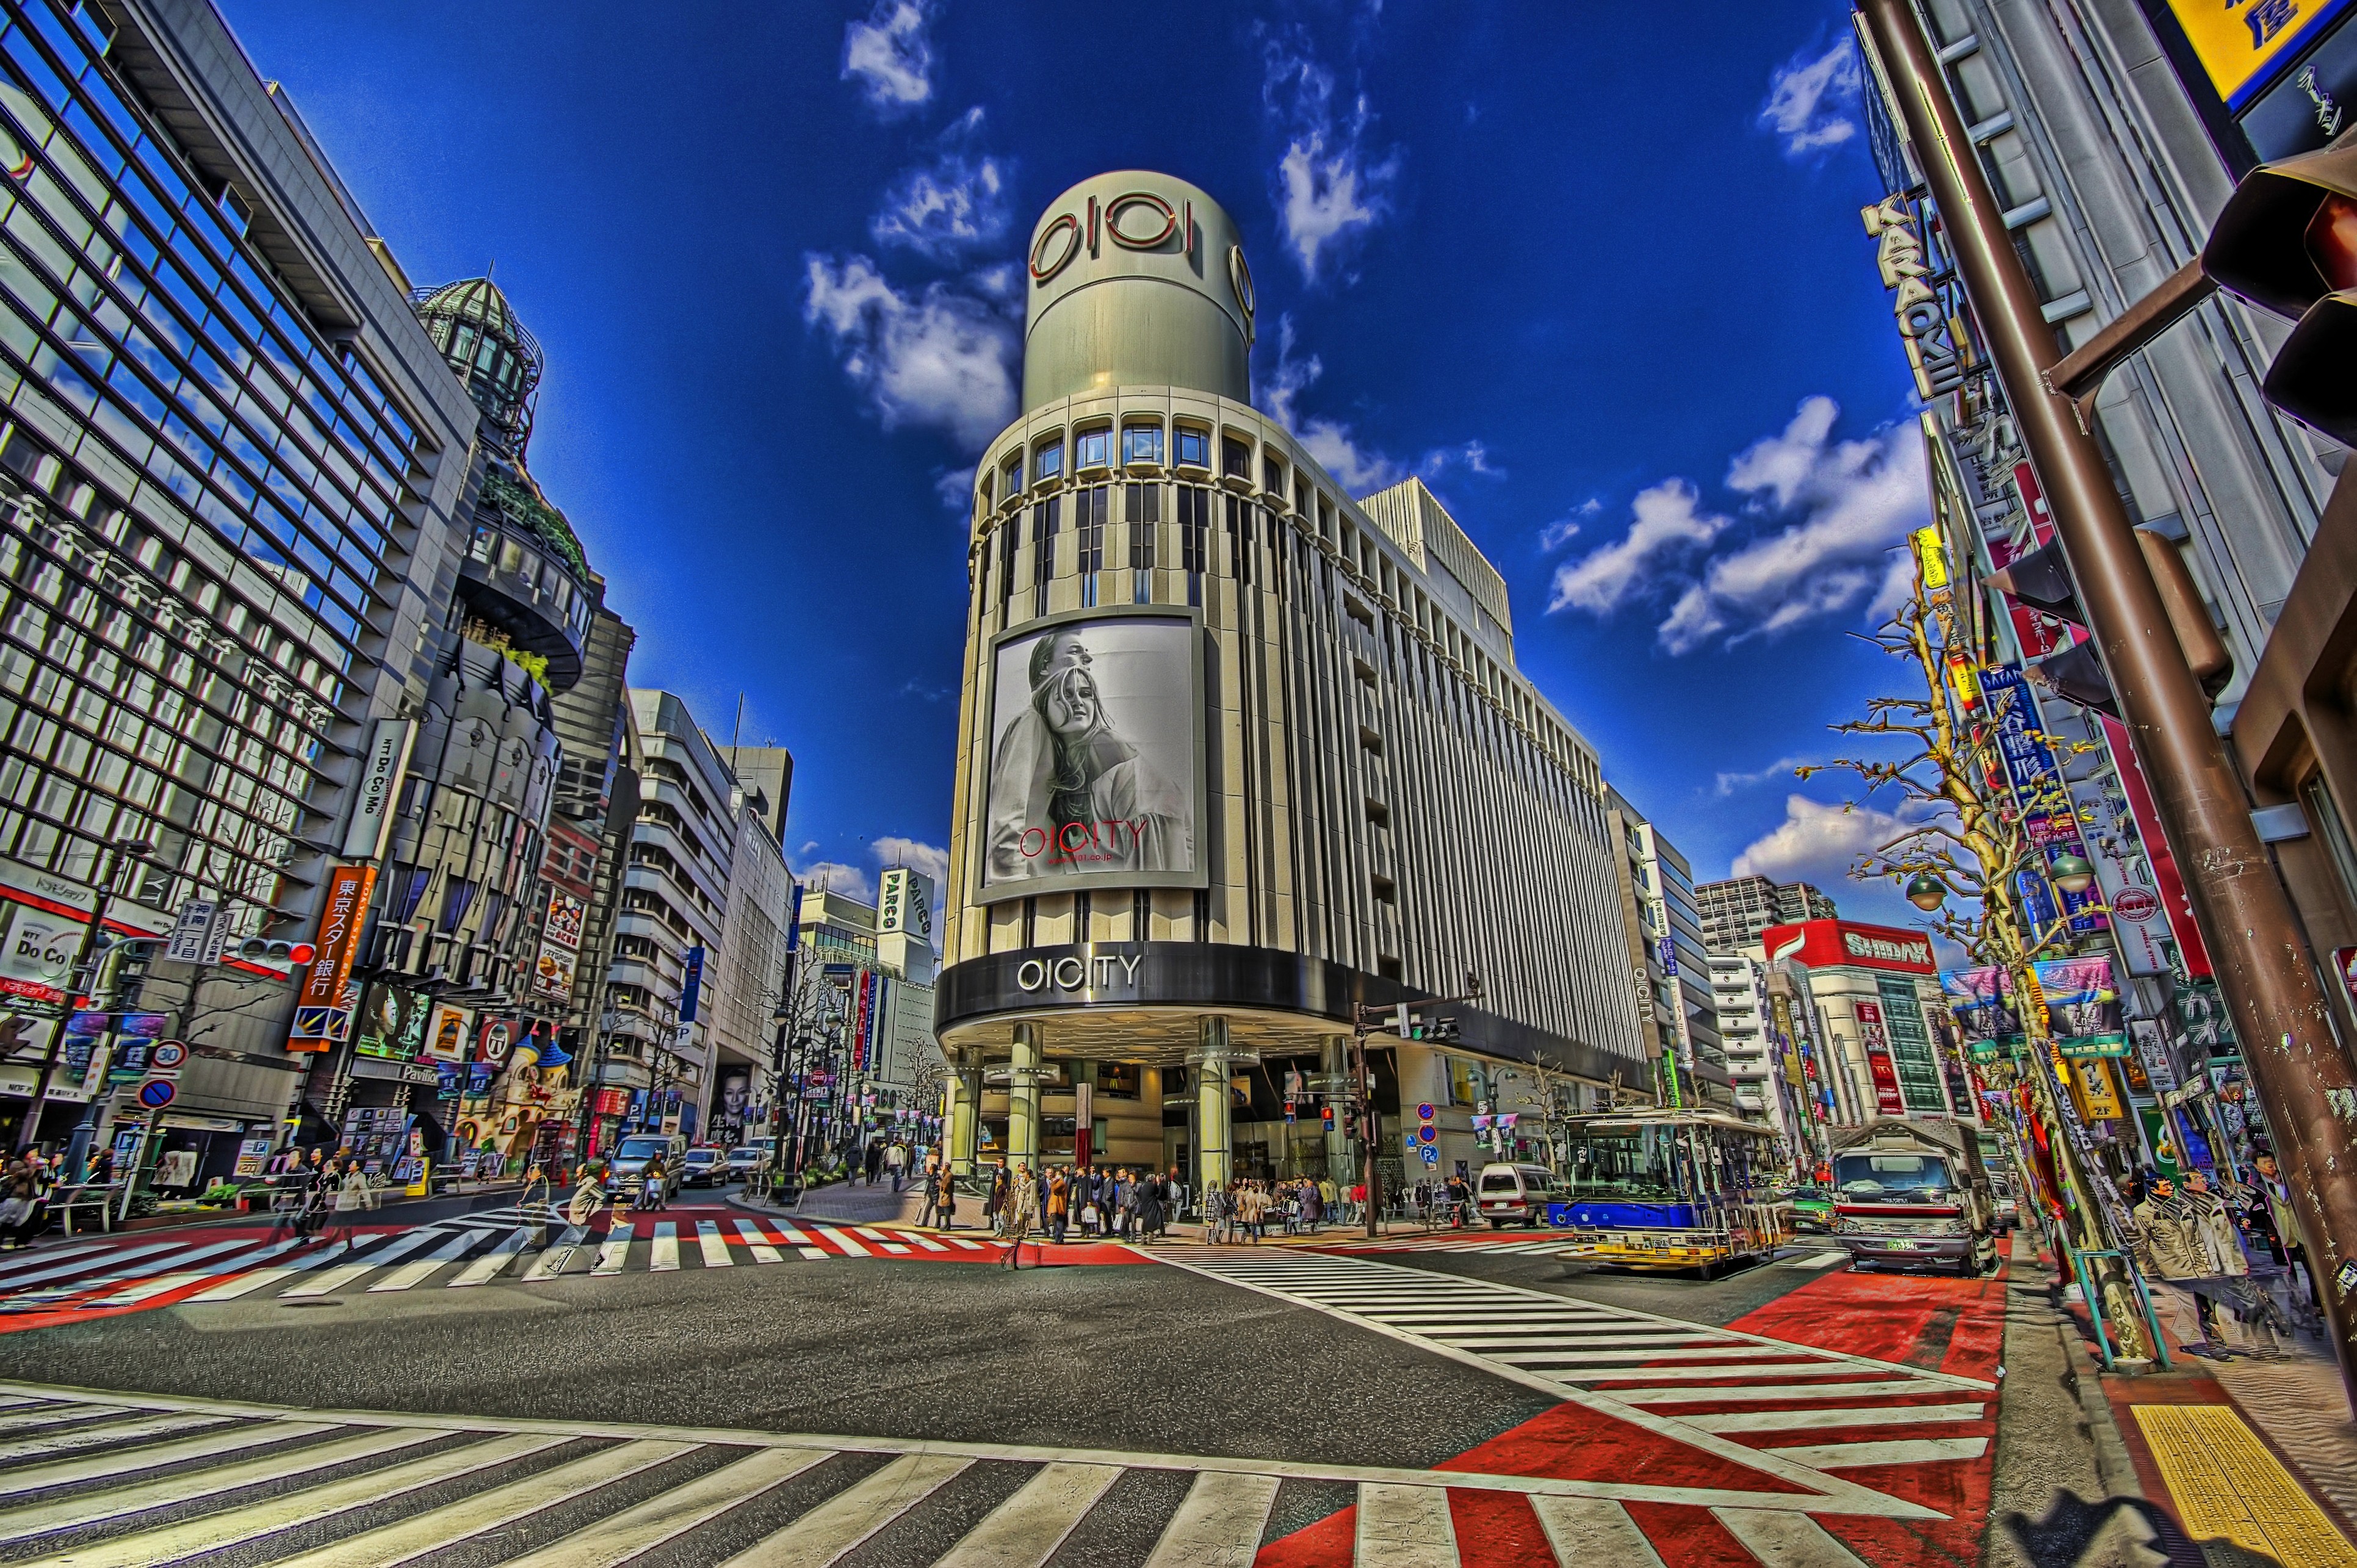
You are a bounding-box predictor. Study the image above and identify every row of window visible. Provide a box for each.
[989,419,1296,508]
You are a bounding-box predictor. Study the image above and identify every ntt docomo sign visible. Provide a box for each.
[1761,919,1935,976]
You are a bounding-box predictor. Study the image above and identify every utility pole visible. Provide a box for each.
[1351,976,1482,1240]
[1859,0,2357,1406]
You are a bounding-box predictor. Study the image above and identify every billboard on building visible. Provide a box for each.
[979,609,1205,902]
[1760,919,1935,975]
[878,867,937,943]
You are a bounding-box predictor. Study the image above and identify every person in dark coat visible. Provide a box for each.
[1133,1170,1164,1245]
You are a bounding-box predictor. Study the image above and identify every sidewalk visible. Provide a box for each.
[2039,1239,2357,1566]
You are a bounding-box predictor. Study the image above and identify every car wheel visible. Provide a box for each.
[1489,1218,1505,1231]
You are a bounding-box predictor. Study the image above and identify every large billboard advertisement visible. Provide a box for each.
[979,608,1205,902]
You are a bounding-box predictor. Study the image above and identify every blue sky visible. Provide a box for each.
[218,0,1932,932]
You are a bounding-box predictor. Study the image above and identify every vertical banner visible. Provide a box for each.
[853,971,876,1072]
[1979,664,2106,933]
[2098,714,2212,977]
[678,946,705,1024]
[1855,1000,1906,1114]
[288,864,377,1052]
[342,717,417,859]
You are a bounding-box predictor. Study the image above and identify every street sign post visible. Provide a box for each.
[135,1077,175,1110]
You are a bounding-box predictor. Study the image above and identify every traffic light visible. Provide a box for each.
[2204,138,2357,444]
[1321,1104,1335,1132]
[237,937,317,966]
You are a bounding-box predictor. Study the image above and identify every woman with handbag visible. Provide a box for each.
[1046,1167,1069,1245]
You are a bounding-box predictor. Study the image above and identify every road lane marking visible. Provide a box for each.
[265,1439,694,1568]
[372,1229,481,1292]
[1774,1437,1990,1469]
[592,1221,638,1276]
[695,1220,733,1268]
[1355,1481,1460,1567]
[1713,1506,1872,1564]
[1142,1470,1279,1567]
[717,1451,974,1566]
[281,1228,442,1296]
[521,1227,590,1282]
[731,1220,783,1264]
[448,1229,529,1287]
[648,1222,680,1271]
[0,1416,330,1492]
[1531,1495,1666,1565]
[1687,1402,1987,1434]
[186,1232,382,1301]
[815,1225,870,1256]
[499,1445,828,1567]
[1788,1251,1852,1270]
[935,1461,1122,1567]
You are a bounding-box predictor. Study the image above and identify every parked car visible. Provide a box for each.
[679,1146,726,1189]
[1476,1162,1564,1229]
[1989,1173,2020,1234]
[606,1134,687,1203]
[726,1144,771,1184]
[1780,1185,1835,1233]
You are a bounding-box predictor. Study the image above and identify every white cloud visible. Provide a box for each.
[871,112,1013,261]
[1264,33,1399,281]
[795,860,876,904]
[1760,40,1860,157]
[872,836,950,887]
[843,0,934,112]
[1656,397,1927,653]
[1713,755,1811,797]
[932,464,975,512]
[1733,793,1940,886]
[1548,479,1727,615]
[1261,313,1494,498]
[802,253,1018,450]
[1539,499,1599,553]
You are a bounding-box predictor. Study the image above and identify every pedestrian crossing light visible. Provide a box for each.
[2203,136,2357,444]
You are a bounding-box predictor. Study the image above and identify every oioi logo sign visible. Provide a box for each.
[1028,186,1254,344]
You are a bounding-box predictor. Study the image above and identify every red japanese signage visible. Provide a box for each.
[287,863,376,1050]
[1855,1000,1907,1114]
[1760,919,1936,975]
[2096,714,2212,977]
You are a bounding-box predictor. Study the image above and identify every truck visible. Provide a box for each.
[1828,1117,1999,1276]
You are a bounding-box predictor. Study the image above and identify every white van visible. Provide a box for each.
[1477,1162,1562,1228]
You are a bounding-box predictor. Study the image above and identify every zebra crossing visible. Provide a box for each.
[1301,1230,1602,1259]
[1170,1250,1995,1506]
[0,1380,1935,1565]
[0,1212,1005,1318]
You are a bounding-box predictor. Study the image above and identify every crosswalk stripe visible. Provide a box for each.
[0,1422,452,1541]
[1618,1380,1939,1406]
[1713,1506,1871,1564]
[696,1220,734,1268]
[815,1225,870,1257]
[905,1231,948,1252]
[186,1232,384,1301]
[372,1229,481,1292]
[649,1221,680,1271]
[522,1227,591,1282]
[1355,1482,1460,1567]
[716,1450,973,1566]
[1788,1251,1851,1270]
[0,1239,181,1290]
[856,1227,894,1240]
[1141,1469,1279,1567]
[1531,1495,1666,1566]
[766,1218,811,1244]
[0,1416,331,1492]
[266,1438,696,1568]
[500,1445,829,1567]
[1770,1437,1988,1469]
[1687,1402,1986,1435]
[449,1228,529,1287]
[591,1220,637,1275]
[943,1234,984,1250]
[797,1246,828,1261]
[0,1408,233,1467]
[0,1237,110,1280]
[1493,1347,1817,1367]
[1580,1362,1889,1384]
[51,1431,568,1568]
[0,1398,134,1432]
[282,1228,443,1297]
[936,1460,1122,1567]
[732,1219,784,1264]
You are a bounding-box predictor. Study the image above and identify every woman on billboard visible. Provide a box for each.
[986,626,1191,883]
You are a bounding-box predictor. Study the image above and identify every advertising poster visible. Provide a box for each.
[982,613,1200,896]
[1979,664,2106,935]
[476,1016,515,1066]
[543,888,585,951]
[421,1002,473,1063]
[354,983,430,1061]
[1941,967,2023,1062]
[2034,957,2127,1058]
[531,941,576,1004]
[1855,1000,1906,1114]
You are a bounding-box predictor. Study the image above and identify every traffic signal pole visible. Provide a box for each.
[1860,0,2357,1409]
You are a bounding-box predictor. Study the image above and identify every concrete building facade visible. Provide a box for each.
[935,171,1650,1195]
[1694,876,1838,955]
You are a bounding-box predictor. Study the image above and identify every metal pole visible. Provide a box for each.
[1860,0,2357,1405]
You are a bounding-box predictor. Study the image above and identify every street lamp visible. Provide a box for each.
[1905,871,1948,912]
[2049,852,2096,896]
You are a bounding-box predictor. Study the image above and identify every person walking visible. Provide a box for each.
[1302,1178,1323,1235]
[886,1142,908,1195]
[917,1157,940,1227]
[985,1163,1008,1237]
[1002,1161,1039,1268]
[935,1162,959,1231]
[1047,1167,1069,1245]
[864,1142,884,1187]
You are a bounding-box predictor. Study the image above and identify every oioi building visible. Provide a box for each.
[936,173,1654,1193]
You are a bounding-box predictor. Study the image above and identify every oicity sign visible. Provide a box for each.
[1015,951,1146,994]
[1029,187,1255,343]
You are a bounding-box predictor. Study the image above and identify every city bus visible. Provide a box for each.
[1554,1110,1791,1275]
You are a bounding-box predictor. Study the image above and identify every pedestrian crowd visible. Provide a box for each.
[2125,1151,2319,1359]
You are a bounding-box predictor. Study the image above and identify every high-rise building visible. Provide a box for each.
[1604,789,1732,1112]
[1694,875,1838,955]
[934,172,1647,1190]
[1759,919,1975,1129]
[0,0,492,1168]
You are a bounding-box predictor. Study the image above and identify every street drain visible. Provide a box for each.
[277,1299,342,1307]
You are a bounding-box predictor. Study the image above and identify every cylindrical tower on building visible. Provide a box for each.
[935,173,1661,1190]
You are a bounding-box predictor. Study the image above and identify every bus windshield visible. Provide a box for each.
[1561,1126,1689,1202]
